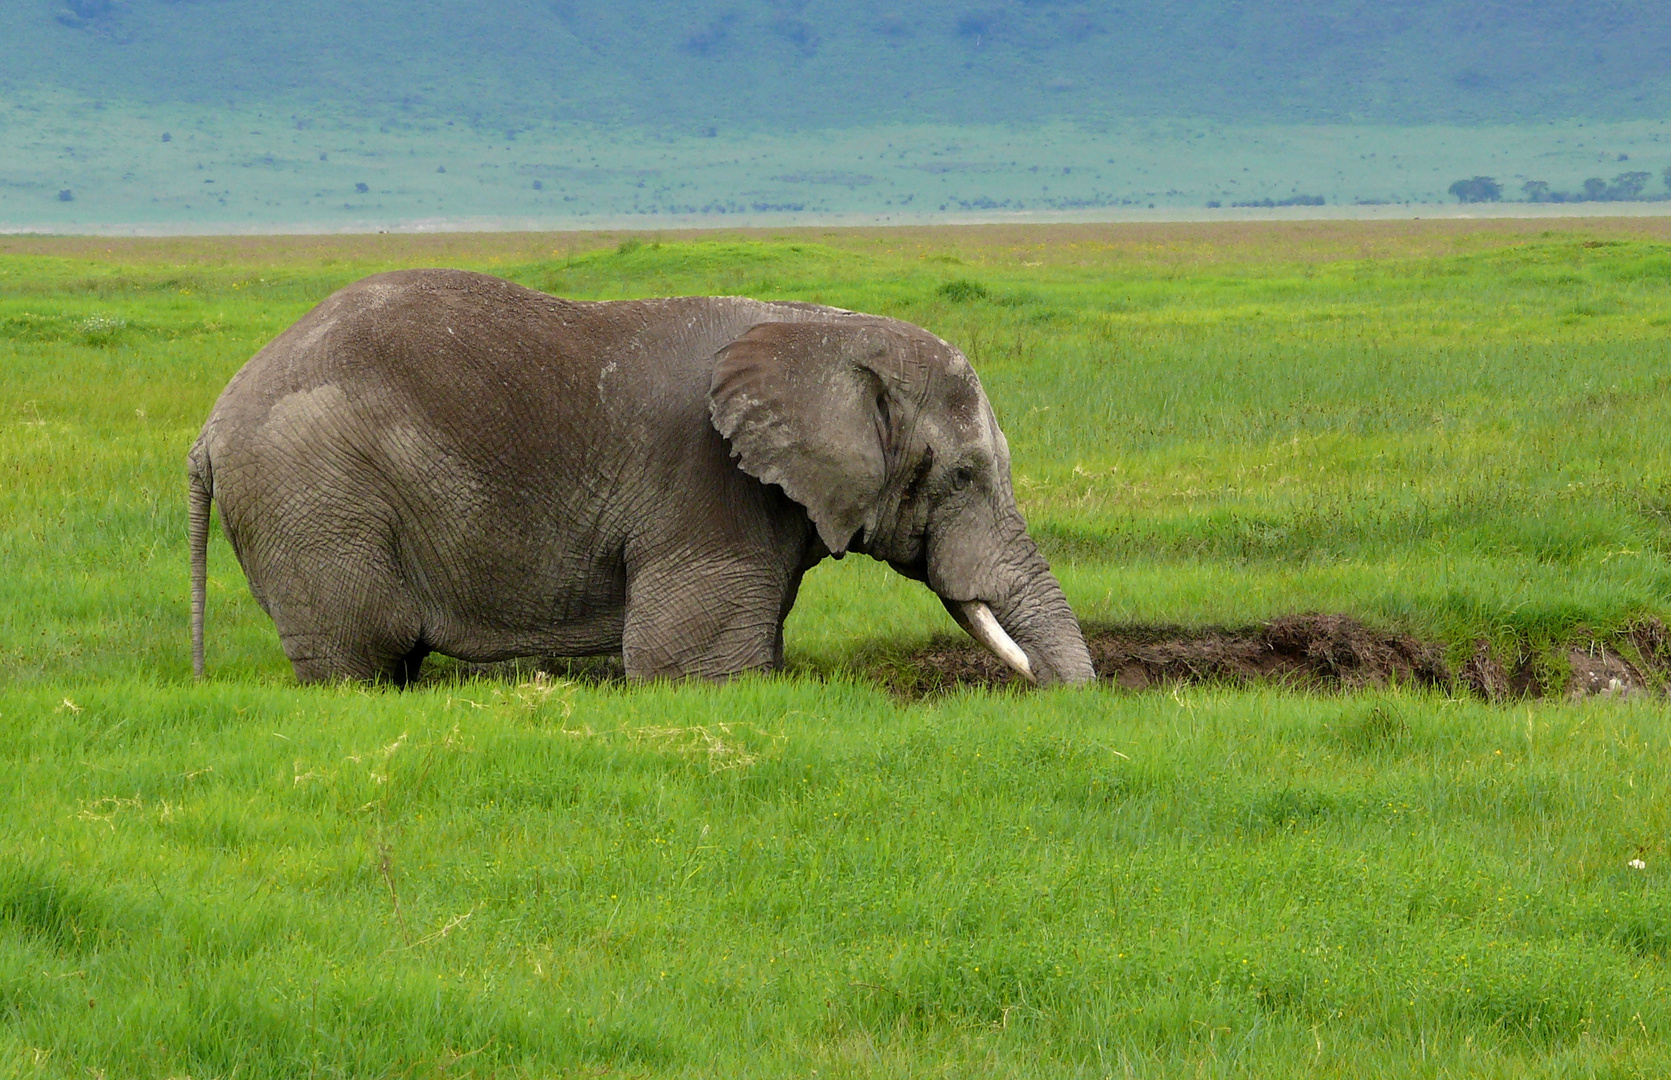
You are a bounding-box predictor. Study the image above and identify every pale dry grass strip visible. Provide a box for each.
[406,907,477,950]
[625,722,780,772]
[555,719,788,772]
[72,795,144,830]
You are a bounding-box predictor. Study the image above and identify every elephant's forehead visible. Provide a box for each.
[927,349,985,421]
[922,362,997,456]
[877,321,992,442]
[939,374,985,429]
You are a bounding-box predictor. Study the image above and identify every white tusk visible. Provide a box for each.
[954,600,1035,683]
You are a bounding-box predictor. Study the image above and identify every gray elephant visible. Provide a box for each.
[188,269,1095,686]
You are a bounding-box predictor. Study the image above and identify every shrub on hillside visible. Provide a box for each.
[1608,171,1650,199]
[1522,172,1662,203]
[1231,194,1325,207]
[1448,176,1502,203]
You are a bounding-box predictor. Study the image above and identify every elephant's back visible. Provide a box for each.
[206,269,589,430]
[200,270,617,500]
[197,272,850,494]
[202,273,842,443]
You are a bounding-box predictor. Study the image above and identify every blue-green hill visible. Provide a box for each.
[7,0,1671,131]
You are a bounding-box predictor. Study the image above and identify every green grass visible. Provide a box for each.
[6,683,1671,1077]
[4,220,1671,1076]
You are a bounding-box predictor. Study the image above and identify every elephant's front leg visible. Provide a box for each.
[620,553,795,680]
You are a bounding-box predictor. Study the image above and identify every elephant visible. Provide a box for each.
[187,268,1095,686]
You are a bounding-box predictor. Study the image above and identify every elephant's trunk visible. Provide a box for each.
[972,551,1095,686]
[930,515,1095,687]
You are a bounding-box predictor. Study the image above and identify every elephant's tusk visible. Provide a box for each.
[953,600,1036,684]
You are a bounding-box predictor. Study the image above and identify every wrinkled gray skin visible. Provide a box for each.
[188,269,1094,686]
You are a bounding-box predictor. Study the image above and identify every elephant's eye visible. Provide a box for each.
[951,464,975,490]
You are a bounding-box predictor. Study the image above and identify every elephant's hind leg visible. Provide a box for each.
[255,540,427,686]
[279,611,426,686]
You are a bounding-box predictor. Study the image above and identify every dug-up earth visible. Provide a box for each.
[865,614,1671,702]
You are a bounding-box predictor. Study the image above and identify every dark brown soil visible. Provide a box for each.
[871,613,1451,698]
[870,614,1669,701]
[1097,614,1451,691]
[1565,647,1650,701]
[1458,639,1512,701]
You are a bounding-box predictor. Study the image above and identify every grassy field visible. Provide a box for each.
[4,219,1671,1076]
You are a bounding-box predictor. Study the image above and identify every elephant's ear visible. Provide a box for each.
[710,320,911,555]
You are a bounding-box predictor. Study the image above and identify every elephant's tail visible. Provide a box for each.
[188,440,213,680]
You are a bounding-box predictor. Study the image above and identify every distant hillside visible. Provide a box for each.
[5,0,1671,131]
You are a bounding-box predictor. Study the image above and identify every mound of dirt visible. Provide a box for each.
[875,614,1671,700]
[1566,647,1648,701]
[1459,639,1513,701]
[1102,614,1452,691]
[874,613,1452,697]
[1458,623,1666,702]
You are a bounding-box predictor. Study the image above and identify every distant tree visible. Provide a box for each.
[1521,180,1550,202]
[1663,165,1671,195]
[1608,171,1650,200]
[1448,176,1501,203]
[1583,177,1608,200]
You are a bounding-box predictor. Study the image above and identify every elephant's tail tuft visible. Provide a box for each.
[188,439,213,680]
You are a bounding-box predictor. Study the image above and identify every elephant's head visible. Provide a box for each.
[710,316,1095,686]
